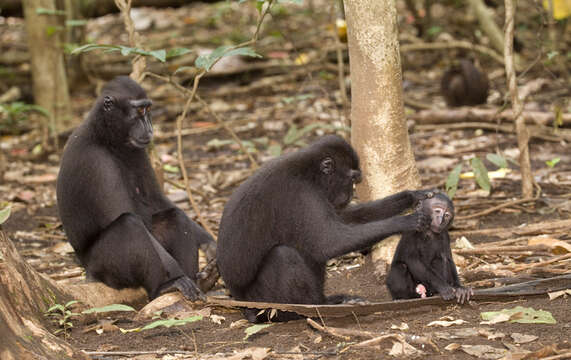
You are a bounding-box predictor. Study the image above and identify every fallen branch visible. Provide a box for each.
[207,274,571,319]
[450,219,571,239]
[410,108,571,126]
[456,197,539,220]
[453,244,550,256]
[83,350,196,356]
[307,318,439,352]
[415,122,569,142]
[306,318,351,340]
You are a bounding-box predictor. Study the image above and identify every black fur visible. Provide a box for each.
[217,135,431,322]
[441,59,489,107]
[386,193,472,304]
[57,76,215,301]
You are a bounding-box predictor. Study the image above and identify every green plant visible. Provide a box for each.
[546,157,560,168]
[120,316,203,333]
[0,102,49,134]
[44,300,80,337]
[268,122,350,157]
[81,303,136,314]
[446,153,510,199]
[0,202,11,225]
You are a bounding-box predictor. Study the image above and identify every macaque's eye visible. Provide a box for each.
[137,105,151,116]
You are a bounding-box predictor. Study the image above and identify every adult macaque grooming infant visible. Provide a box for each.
[57,76,216,301]
[217,135,432,322]
[387,192,472,303]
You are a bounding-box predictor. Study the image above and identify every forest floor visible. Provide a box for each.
[0,0,570,359]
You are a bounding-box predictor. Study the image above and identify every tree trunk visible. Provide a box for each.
[0,231,87,359]
[344,0,421,267]
[504,0,533,198]
[22,0,72,149]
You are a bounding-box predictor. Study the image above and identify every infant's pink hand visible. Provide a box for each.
[415,284,427,298]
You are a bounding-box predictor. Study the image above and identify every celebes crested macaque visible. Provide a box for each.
[387,192,472,304]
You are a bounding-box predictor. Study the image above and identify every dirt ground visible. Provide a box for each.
[1,0,570,358]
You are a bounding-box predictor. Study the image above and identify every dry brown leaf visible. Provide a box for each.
[548,289,571,300]
[528,236,571,254]
[391,322,409,331]
[480,313,511,325]
[388,341,423,357]
[427,319,467,327]
[224,347,270,360]
[510,333,538,344]
[459,344,507,359]
[478,328,505,340]
[445,343,461,351]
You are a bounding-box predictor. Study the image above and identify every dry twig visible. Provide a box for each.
[504,0,533,198]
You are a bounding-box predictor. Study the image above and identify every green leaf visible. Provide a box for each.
[46,304,65,313]
[118,316,203,332]
[119,46,133,57]
[283,124,299,145]
[486,153,508,169]
[255,0,264,14]
[65,19,87,27]
[268,144,282,157]
[149,49,167,63]
[547,51,559,60]
[163,164,180,173]
[283,122,335,145]
[207,138,234,149]
[71,44,117,55]
[244,323,273,340]
[46,26,60,36]
[427,26,442,36]
[445,164,462,199]
[470,157,491,192]
[481,306,556,324]
[282,93,315,104]
[141,316,202,331]
[65,300,79,307]
[166,48,192,59]
[195,46,262,71]
[173,66,196,75]
[0,202,11,225]
[82,304,136,314]
[546,157,560,168]
[36,7,67,16]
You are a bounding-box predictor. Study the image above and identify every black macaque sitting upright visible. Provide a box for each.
[217,135,433,323]
[57,76,216,301]
[387,192,473,304]
[441,59,489,107]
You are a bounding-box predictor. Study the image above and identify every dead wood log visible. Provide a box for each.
[207,274,571,319]
[450,219,571,239]
[0,230,86,359]
[410,108,571,126]
[453,244,551,256]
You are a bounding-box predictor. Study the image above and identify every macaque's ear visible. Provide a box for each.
[103,96,114,112]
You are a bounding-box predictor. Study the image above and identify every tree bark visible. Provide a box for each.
[22,0,72,150]
[504,0,533,198]
[344,0,421,264]
[467,0,505,54]
[0,231,88,359]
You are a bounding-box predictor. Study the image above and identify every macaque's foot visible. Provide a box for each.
[415,284,427,298]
